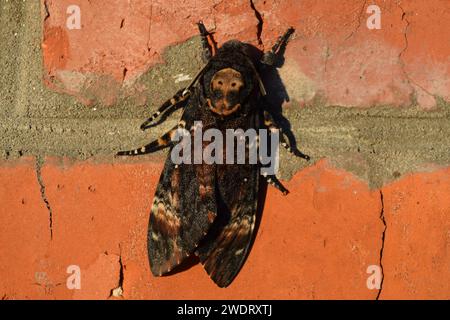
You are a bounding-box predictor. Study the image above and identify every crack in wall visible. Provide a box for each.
[344,0,368,40]
[146,0,153,53]
[398,4,434,99]
[323,44,330,75]
[376,190,386,300]
[398,6,409,59]
[35,156,53,240]
[43,0,50,21]
[249,0,264,47]
[109,247,124,298]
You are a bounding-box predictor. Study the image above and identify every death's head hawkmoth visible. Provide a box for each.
[118,22,309,287]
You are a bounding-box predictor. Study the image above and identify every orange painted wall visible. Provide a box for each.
[1,0,449,299]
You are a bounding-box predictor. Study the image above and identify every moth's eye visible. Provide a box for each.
[231,82,237,87]
[218,81,223,85]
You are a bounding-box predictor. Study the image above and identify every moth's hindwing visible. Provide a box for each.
[148,154,217,276]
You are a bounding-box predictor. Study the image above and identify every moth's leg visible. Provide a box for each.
[140,88,189,131]
[262,173,289,195]
[263,110,310,160]
[117,122,185,156]
[197,21,217,63]
[261,27,295,66]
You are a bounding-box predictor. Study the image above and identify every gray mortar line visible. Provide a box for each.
[14,0,32,117]
[1,104,449,189]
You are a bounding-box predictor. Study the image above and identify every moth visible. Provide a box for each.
[117,22,309,287]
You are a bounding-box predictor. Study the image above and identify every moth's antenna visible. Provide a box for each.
[246,57,267,96]
[254,69,267,96]
[197,20,217,57]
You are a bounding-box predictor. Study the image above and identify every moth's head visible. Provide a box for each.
[207,67,245,116]
[201,40,266,117]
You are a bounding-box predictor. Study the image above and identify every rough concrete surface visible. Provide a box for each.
[0,0,449,299]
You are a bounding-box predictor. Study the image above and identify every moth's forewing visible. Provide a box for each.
[147,98,218,276]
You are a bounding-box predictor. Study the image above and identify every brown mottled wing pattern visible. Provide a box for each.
[148,158,217,276]
[148,101,218,276]
[196,162,260,287]
[195,110,262,287]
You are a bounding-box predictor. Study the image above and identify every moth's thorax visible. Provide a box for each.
[206,67,245,117]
